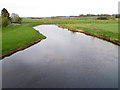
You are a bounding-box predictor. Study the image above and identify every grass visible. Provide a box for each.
[2,19,119,55]
[23,19,118,24]
[95,24,118,33]
[23,19,119,39]
[59,23,119,40]
[2,23,46,54]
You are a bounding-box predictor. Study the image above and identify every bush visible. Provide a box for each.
[97,16,108,20]
[115,15,120,18]
[18,18,22,24]
[2,17,11,27]
[11,13,22,24]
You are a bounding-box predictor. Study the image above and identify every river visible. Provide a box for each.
[1,25,118,88]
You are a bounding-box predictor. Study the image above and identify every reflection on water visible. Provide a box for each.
[1,25,118,88]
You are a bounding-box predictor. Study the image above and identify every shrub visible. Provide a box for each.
[2,17,11,27]
[97,16,108,20]
[115,15,120,18]
[11,13,22,24]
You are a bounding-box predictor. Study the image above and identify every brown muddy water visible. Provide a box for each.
[1,25,118,88]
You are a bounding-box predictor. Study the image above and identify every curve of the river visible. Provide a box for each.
[1,25,118,88]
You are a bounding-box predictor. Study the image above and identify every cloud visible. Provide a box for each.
[0,0,119,17]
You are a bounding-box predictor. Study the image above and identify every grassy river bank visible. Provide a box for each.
[1,19,119,58]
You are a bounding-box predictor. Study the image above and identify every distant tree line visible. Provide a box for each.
[70,14,119,20]
[1,8,22,27]
[78,14,120,17]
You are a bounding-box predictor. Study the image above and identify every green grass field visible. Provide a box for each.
[23,19,118,24]
[23,19,119,41]
[59,23,119,40]
[2,19,119,55]
[2,22,46,54]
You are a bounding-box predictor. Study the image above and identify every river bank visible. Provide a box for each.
[58,25,120,45]
[58,22,119,46]
[1,22,46,59]
[1,38,45,59]
[1,19,119,59]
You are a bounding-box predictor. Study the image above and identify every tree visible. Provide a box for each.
[11,13,22,24]
[115,14,120,18]
[1,8,11,27]
[2,8,9,17]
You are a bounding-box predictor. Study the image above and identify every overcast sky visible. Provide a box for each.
[0,0,119,17]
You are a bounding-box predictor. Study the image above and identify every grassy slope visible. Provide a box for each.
[2,22,46,54]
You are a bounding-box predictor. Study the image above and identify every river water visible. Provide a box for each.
[1,25,118,88]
